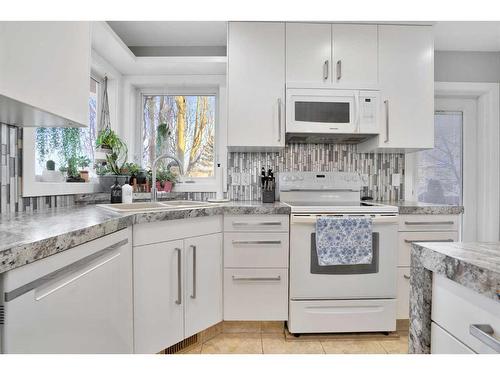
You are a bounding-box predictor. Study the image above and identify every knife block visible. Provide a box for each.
[262,187,275,203]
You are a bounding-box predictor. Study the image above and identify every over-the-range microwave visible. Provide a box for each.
[286,88,380,143]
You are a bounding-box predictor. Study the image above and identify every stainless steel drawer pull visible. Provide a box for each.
[232,221,282,226]
[404,239,455,244]
[323,60,329,80]
[404,221,454,226]
[232,276,281,282]
[232,240,282,245]
[190,245,196,299]
[336,60,342,80]
[470,324,500,353]
[175,247,182,305]
[403,274,410,280]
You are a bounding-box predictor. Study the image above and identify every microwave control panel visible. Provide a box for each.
[358,91,380,133]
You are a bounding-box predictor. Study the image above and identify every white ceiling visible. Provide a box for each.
[434,21,500,51]
[107,21,227,47]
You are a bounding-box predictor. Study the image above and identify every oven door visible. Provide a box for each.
[289,214,398,300]
[286,89,358,134]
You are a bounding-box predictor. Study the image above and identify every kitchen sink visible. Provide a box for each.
[160,200,214,208]
[97,200,216,213]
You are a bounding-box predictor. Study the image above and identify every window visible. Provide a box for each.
[34,77,99,179]
[141,94,216,178]
[414,111,463,205]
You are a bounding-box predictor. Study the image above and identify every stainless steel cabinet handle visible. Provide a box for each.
[404,239,455,243]
[384,100,390,143]
[336,60,342,80]
[403,274,410,280]
[404,221,454,226]
[277,98,282,142]
[175,247,182,305]
[232,240,282,245]
[470,324,500,353]
[232,276,281,281]
[323,60,329,80]
[232,221,282,226]
[190,245,196,299]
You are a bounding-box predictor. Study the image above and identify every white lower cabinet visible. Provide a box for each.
[396,214,461,319]
[184,234,223,337]
[431,322,474,354]
[223,268,288,321]
[431,274,500,354]
[133,239,185,354]
[133,225,222,354]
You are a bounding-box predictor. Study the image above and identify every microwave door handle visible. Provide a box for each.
[354,93,360,132]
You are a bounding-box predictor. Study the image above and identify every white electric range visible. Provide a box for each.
[278,171,399,334]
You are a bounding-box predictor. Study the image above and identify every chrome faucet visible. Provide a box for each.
[151,154,184,202]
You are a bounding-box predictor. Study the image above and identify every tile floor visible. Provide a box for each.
[179,331,409,354]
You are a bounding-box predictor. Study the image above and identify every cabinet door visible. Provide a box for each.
[377,25,434,150]
[286,23,332,86]
[0,22,90,126]
[332,24,378,87]
[184,233,223,337]
[133,240,184,353]
[228,22,285,149]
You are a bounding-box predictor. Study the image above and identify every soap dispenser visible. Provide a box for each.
[110,178,123,204]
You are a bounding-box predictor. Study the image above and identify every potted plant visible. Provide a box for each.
[155,168,178,192]
[62,156,85,183]
[95,128,129,191]
[77,156,91,182]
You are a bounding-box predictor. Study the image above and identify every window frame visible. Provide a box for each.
[136,85,227,193]
[22,73,105,197]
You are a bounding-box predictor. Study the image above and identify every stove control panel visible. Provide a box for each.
[279,171,361,192]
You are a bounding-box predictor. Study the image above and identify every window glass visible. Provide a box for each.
[35,77,98,178]
[142,95,216,178]
[415,111,463,205]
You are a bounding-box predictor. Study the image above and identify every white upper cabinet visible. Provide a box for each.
[331,24,378,87]
[286,23,332,86]
[228,22,285,150]
[358,25,434,152]
[0,22,90,127]
[286,23,378,88]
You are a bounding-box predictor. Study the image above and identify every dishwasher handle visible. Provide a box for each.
[4,238,128,303]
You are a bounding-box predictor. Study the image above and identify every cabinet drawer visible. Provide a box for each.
[431,322,474,354]
[398,215,459,232]
[133,216,222,246]
[224,232,289,268]
[398,231,458,266]
[397,267,410,319]
[224,215,289,233]
[223,268,288,320]
[432,274,500,354]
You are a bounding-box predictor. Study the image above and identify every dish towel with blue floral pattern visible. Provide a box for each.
[315,216,373,266]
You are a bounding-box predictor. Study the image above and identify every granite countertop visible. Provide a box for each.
[0,201,290,274]
[409,241,500,353]
[382,200,464,215]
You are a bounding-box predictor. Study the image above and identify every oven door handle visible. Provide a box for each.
[291,215,398,224]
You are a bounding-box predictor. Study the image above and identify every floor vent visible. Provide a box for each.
[0,305,4,325]
[164,334,198,354]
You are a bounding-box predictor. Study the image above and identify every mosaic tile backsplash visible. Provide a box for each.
[0,123,78,213]
[227,143,405,201]
[1,122,403,213]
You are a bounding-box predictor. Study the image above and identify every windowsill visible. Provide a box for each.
[22,181,102,197]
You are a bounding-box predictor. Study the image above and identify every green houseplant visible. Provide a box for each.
[95,128,129,191]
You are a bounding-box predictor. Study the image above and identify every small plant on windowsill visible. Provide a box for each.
[147,167,178,193]
[77,156,91,182]
[61,156,85,183]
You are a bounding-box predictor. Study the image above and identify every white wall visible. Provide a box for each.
[435,51,500,83]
